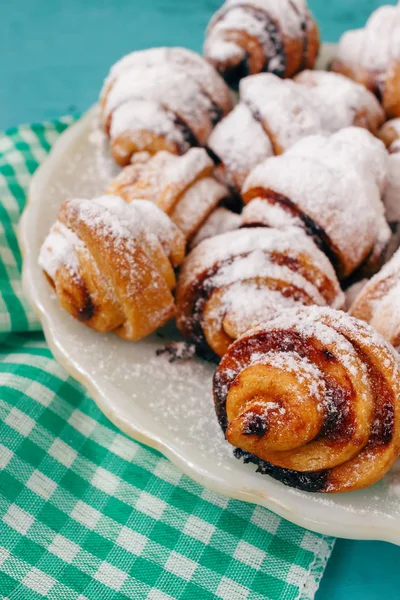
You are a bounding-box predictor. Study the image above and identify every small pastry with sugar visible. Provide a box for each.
[242,128,390,280]
[378,120,400,229]
[188,207,242,250]
[379,118,400,150]
[100,47,233,165]
[203,0,319,88]
[214,306,400,493]
[107,148,230,246]
[39,196,185,340]
[350,247,400,350]
[175,227,344,358]
[294,70,385,135]
[331,3,400,118]
[207,72,384,192]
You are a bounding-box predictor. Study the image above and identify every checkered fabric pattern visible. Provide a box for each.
[0,120,335,599]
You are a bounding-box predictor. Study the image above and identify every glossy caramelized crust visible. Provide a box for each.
[207,72,384,192]
[39,196,185,341]
[331,4,400,119]
[107,148,230,245]
[213,306,400,493]
[350,247,400,349]
[99,47,233,166]
[175,227,344,359]
[203,0,319,88]
[242,128,390,280]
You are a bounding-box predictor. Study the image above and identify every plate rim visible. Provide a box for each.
[18,92,400,547]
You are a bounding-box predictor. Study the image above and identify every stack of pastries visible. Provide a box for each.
[40,1,400,494]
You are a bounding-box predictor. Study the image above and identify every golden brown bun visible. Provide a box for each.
[176,227,344,358]
[39,196,185,340]
[214,306,400,493]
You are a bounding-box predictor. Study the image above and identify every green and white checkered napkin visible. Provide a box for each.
[0,119,335,599]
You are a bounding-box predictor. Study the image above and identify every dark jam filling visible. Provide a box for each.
[188,266,233,363]
[173,114,199,149]
[77,293,95,322]
[220,56,251,90]
[205,146,222,166]
[353,343,395,447]
[156,342,196,363]
[204,148,244,212]
[172,92,223,148]
[289,0,309,70]
[189,249,314,362]
[235,6,286,78]
[213,5,286,88]
[262,19,286,77]
[207,99,224,127]
[234,448,328,493]
[381,402,395,445]
[214,329,357,456]
[242,192,342,277]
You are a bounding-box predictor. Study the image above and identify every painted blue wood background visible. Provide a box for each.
[1,1,399,598]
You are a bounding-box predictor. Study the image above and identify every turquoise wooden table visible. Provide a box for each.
[1,1,399,598]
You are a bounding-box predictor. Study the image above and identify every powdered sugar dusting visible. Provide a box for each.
[295,70,384,135]
[186,227,340,294]
[208,103,273,189]
[384,153,400,224]
[170,176,227,240]
[241,74,322,151]
[110,100,188,150]
[243,128,389,276]
[190,207,241,249]
[219,283,302,336]
[103,47,232,117]
[206,0,307,42]
[106,65,215,145]
[177,227,344,353]
[287,128,388,194]
[39,222,81,281]
[33,107,400,522]
[211,250,327,306]
[350,247,400,347]
[210,73,383,191]
[40,196,185,286]
[250,351,326,405]
[335,5,400,72]
[205,5,286,73]
[242,197,303,230]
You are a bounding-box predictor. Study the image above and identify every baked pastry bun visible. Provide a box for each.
[188,207,242,250]
[378,120,400,229]
[214,306,400,493]
[176,227,344,358]
[39,196,185,340]
[331,4,400,118]
[208,72,384,192]
[107,148,230,245]
[350,247,400,349]
[242,128,390,279]
[100,47,233,165]
[379,118,400,150]
[204,0,319,88]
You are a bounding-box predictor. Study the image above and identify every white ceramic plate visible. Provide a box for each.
[19,45,400,544]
